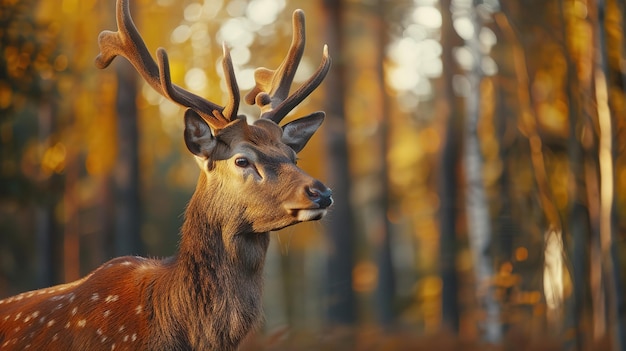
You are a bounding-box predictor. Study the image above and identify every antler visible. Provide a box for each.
[244,10,332,124]
[97,0,329,129]
[95,0,239,129]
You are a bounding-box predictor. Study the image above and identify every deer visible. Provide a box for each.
[0,0,332,349]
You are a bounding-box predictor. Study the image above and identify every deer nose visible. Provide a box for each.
[306,183,333,209]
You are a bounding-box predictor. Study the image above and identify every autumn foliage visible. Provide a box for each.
[1,0,626,349]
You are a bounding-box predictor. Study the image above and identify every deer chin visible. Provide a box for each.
[292,208,328,222]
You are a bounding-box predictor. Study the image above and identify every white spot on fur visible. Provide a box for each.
[103,310,111,318]
[131,333,137,342]
[71,307,78,316]
[47,319,55,327]
[52,333,59,341]
[111,343,116,350]
[135,305,142,314]
[50,294,66,301]
[14,312,21,321]
[121,261,132,266]
[91,293,100,301]
[97,328,103,335]
[105,295,119,303]
[118,325,125,333]
[77,319,86,328]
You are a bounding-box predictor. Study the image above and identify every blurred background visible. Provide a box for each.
[1,0,625,349]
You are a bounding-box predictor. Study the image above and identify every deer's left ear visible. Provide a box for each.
[184,109,217,158]
[282,112,324,153]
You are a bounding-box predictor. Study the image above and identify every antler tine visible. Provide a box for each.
[220,44,240,121]
[264,46,330,123]
[244,9,331,124]
[95,0,238,127]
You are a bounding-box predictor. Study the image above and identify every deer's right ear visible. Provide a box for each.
[184,109,217,158]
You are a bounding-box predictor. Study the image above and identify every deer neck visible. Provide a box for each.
[178,171,271,269]
[155,173,270,349]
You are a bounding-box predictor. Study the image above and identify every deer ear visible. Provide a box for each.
[282,112,324,153]
[184,109,217,158]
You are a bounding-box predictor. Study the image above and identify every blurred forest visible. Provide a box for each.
[1,0,625,349]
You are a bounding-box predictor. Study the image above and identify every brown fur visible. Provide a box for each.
[0,120,330,351]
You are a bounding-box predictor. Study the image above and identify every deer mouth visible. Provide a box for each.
[288,208,328,222]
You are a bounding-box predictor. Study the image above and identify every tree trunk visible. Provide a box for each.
[321,0,356,326]
[463,0,501,342]
[36,101,64,286]
[439,0,462,334]
[595,1,625,348]
[371,0,395,328]
[114,58,143,256]
[559,1,590,348]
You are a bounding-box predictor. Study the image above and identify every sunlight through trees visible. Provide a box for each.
[1,0,625,349]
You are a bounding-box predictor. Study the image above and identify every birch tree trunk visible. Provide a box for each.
[594,1,625,348]
[463,0,501,342]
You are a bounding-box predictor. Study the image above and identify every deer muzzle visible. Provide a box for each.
[288,181,332,222]
[306,183,333,209]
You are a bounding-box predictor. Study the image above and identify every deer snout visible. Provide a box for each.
[285,181,332,222]
[306,182,333,209]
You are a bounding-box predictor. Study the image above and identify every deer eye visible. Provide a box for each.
[234,157,250,168]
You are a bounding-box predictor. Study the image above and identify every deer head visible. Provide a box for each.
[95,0,332,235]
